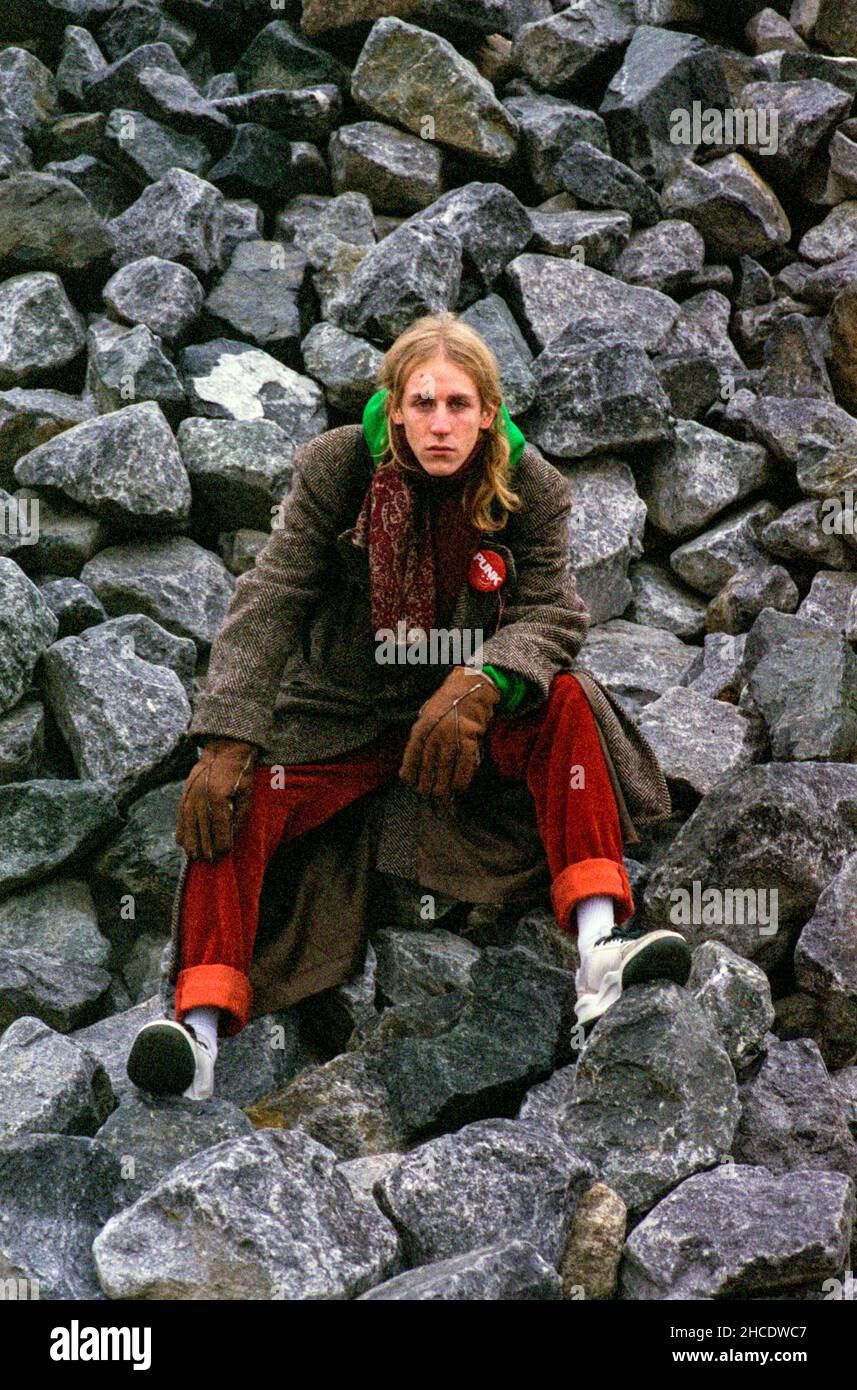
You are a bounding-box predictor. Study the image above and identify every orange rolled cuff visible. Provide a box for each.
[551,857,635,934]
[174,964,252,1038]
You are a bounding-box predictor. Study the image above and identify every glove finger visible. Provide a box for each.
[399,727,428,786]
[415,733,442,798]
[195,788,216,863]
[428,734,459,800]
[451,742,480,794]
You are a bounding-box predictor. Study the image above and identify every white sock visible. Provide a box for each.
[575,895,616,957]
[183,1006,219,1062]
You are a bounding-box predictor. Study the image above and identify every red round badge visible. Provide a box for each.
[468,548,506,592]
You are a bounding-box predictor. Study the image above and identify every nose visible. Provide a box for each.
[429,406,453,434]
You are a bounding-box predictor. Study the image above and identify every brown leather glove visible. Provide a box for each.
[175,738,259,863]
[399,667,500,801]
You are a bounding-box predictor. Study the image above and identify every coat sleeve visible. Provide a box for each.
[187,439,344,750]
[476,455,590,714]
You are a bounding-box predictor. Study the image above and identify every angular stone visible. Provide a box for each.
[733,392,857,497]
[799,200,857,263]
[234,19,350,95]
[85,323,186,422]
[14,401,191,528]
[669,499,780,596]
[179,338,327,437]
[352,17,519,165]
[0,1133,122,1300]
[529,208,631,271]
[0,1016,115,1142]
[556,983,739,1217]
[600,24,732,180]
[0,173,114,274]
[0,947,111,1033]
[92,1128,400,1299]
[102,256,204,342]
[34,575,106,638]
[661,152,790,258]
[0,877,109,968]
[246,1048,401,1161]
[107,168,224,274]
[177,417,299,531]
[3,486,107,576]
[558,1180,626,1301]
[80,537,235,651]
[503,93,610,198]
[512,3,636,95]
[299,322,384,414]
[409,182,533,293]
[740,606,857,761]
[576,617,698,716]
[637,685,766,798]
[740,78,852,177]
[553,140,662,226]
[735,1038,857,1177]
[507,256,679,356]
[628,560,708,638]
[641,419,773,539]
[795,852,857,1070]
[614,219,705,292]
[374,1115,595,1266]
[707,564,799,635]
[562,457,646,621]
[0,558,58,716]
[96,1092,254,1206]
[373,928,481,1007]
[0,47,58,139]
[358,1238,562,1300]
[757,310,834,401]
[643,762,857,963]
[132,64,232,149]
[81,40,189,112]
[205,124,328,202]
[458,293,536,417]
[335,219,462,344]
[688,940,775,1068]
[329,121,444,215]
[621,1164,854,1299]
[97,1,197,64]
[797,570,857,628]
[41,624,191,801]
[103,107,212,186]
[40,153,134,221]
[679,630,746,700]
[0,698,45,783]
[204,239,312,363]
[211,85,342,143]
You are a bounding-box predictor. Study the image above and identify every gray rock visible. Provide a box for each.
[523,339,675,460]
[797,571,857,630]
[352,17,519,165]
[641,419,773,539]
[503,93,610,198]
[205,125,328,202]
[329,120,445,215]
[0,172,114,274]
[0,389,96,490]
[212,85,342,143]
[0,47,58,139]
[0,877,109,968]
[95,1092,254,1205]
[0,1133,122,1299]
[0,557,59,715]
[670,499,780,596]
[132,64,232,149]
[410,182,533,295]
[374,1115,594,1266]
[556,983,739,1217]
[458,293,536,417]
[299,322,384,414]
[687,939,775,1068]
[97,2,197,64]
[179,337,327,437]
[628,560,708,638]
[81,40,190,112]
[563,457,646,621]
[107,168,224,274]
[529,207,631,271]
[799,200,857,263]
[794,852,857,1070]
[706,563,800,636]
[40,153,134,222]
[80,536,235,651]
[37,575,107,639]
[735,394,857,497]
[0,1016,115,1142]
[0,273,85,389]
[92,1127,400,1299]
[0,698,45,783]
[734,1038,857,1177]
[614,219,705,292]
[761,501,854,570]
[600,24,731,179]
[505,255,679,354]
[358,1237,562,1299]
[0,947,111,1033]
[92,780,184,933]
[740,606,857,761]
[85,323,186,422]
[832,1068,857,1136]
[757,310,834,401]
[661,152,790,258]
[512,3,636,94]
[103,106,213,186]
[637,685,766,798]
[576,618,698,716]
[643,762,857,964]
[56,25,106,105]
[234,19,350,95]
[373,928,481,1007]
[246,1047,401,1161]
[102,256,204,342]
[621,1164,855,1298]
[204,239,312,363]
[553,140,662,227]
[739,78,852,178]
[335,219,462,344]
[14,401,191,527]
[41,624,191,801]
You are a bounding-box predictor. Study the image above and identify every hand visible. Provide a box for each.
[176,738,259,862]
[399,667,500,801]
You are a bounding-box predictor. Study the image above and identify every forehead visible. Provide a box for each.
[403,358,478,398]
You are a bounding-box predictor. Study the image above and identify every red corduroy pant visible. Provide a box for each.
[175,672,634,1036]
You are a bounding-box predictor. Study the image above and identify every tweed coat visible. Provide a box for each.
[161,423,671,1019]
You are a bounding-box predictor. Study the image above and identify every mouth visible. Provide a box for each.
[427,447,455,454]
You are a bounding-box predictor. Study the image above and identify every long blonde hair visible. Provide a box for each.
[374,311,523,534]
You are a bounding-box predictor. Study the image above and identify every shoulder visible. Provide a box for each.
[292,423,366,482]
[508,442,572,528]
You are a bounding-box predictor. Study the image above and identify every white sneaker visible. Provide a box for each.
[574,926,692,1032]
[126,1019,215,1100]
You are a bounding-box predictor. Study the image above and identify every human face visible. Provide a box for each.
[390,354,497,478]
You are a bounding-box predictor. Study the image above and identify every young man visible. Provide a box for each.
[127,313,688,1100]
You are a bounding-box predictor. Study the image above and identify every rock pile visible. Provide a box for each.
[0,0,855,1300]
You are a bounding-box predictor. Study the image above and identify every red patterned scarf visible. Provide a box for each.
[352,435,487,638]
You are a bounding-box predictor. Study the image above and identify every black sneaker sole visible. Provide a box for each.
[126,1023,196,1096]
[622,936,692,990]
